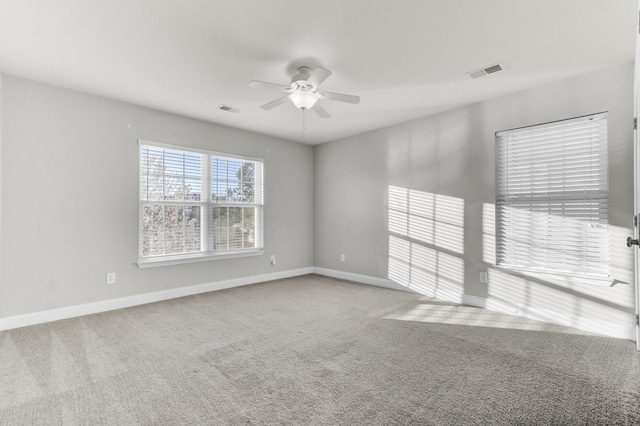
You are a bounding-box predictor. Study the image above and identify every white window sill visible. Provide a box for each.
[137,249,264,269]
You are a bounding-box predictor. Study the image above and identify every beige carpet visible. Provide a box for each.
[0,274,639,425]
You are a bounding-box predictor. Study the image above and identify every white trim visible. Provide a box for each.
[137,249,264,268]
[2,266,634,342]
[461,294,487,308]
[0,267,314,331]
[633,0,640,351]
[0,74,3,309]
[313,267,420,293]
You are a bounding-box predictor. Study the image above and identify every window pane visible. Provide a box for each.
[142,204,164,256]
[239,161,255,203]
[142,204,202,256]
[140,146,165,201]
[212,157,256,203]
[211,206,256,251]
[163,205,185,254]
[184,153,202,201]
[183,206,202,252]
[212,157,228,202]
[228,207,244,249]
[211,207,228,250]
[227,160,241,203]
[163,150,202,201]
[243,207,255,247]
[140,146,202,202]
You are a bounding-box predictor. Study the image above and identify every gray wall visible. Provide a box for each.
[314,62,636,338]
[0,75,314,318]
[2,63,636,338]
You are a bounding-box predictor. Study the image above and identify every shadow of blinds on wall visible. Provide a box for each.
[495,112,609,280]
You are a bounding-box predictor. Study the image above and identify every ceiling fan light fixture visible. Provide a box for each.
[249,66,359,118]
[289,90,318,110]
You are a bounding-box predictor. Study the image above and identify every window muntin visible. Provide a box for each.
[495,113,609,279]
[139,141,263,265]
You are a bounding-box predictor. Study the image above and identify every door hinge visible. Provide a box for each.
[636,314,639,326]
[635,215,638,227]
[635,117,637,130]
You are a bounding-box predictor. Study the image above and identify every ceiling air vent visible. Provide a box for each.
[218,104,241,113]
[466,62,505,79]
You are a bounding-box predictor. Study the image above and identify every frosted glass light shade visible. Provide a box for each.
[290,91,318,109]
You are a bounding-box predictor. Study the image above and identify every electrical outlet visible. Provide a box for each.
[106,272,116,285]
[479,271,488,283]
[270,255,276,266]
[340,254,346,262]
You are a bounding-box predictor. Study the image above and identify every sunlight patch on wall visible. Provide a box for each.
[482,214,634,339]
[487,268,633,335]
[488,269,574,317]
[609,225,634,284]
[388,236,411,284]
[388,186,464,254]
[482,202,496,264]
[388,186,465,301]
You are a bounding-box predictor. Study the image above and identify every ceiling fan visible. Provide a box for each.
[248,66,360,119]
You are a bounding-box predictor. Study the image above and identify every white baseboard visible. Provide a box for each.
[462,294,487,308]
[312,267,420,293]
[0,267,314,331]
[2,266,635,342]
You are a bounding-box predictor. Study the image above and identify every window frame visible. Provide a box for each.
[137,139,264,268]
[494,112,610,283]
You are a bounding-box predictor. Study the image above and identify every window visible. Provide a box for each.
[138,140,263,266]
[495,113,609,280]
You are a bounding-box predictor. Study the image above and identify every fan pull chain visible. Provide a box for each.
[302,108,309,139]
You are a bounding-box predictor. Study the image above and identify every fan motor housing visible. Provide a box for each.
[291,66,313,88]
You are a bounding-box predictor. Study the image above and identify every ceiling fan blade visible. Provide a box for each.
[249,80,290,92]
[322,91,361,104]
[306,67,332,89]
[260,95,290,110]
[313,103,331,119]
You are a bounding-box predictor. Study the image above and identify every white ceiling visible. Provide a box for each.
[0,0,636,145]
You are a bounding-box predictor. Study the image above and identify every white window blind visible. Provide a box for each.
[139,140,264,265]
[495,113,609,279]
